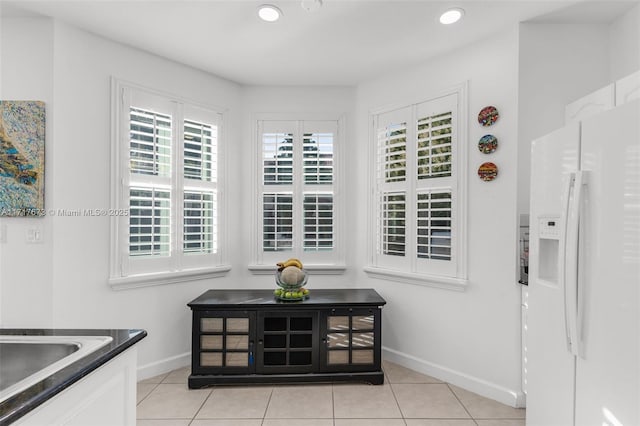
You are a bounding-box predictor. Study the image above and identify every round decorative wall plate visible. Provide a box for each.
[478,106,499,127]
[478,134,498,154]
[478,162,498,181]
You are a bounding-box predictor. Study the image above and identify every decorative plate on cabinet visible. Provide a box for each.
[478,162,498,181]
[478,106,499,127]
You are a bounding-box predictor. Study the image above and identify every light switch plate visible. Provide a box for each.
[26,226,43,244]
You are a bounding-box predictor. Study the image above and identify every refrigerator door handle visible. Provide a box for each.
[565,171,585,357]
[559,172,574,353]
[575,171,588,359]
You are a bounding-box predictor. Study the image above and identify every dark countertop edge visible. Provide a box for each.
[187,288,387,309]
[0,329,147,426]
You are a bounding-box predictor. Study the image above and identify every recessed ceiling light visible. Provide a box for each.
[440,8,464,25]
[258,4,282,22]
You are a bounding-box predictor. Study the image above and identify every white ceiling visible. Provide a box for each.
[1,0,636,86]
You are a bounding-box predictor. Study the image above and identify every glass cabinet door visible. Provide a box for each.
[193,311,255,374]
[321,308,381,372]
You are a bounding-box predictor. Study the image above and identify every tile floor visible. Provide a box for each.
[137,361,525,426]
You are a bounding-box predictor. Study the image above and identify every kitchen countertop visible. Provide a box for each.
[0,328,146,425]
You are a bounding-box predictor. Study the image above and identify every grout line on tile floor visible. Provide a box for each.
[136,381,161,407]
[331,383,335,421]
[474,418,525,420]
[261,386,275,425]
[190,385,215,424]
[446,383,476,422]
[386,376,408,425]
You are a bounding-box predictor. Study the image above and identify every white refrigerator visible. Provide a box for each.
[526,99,639,426]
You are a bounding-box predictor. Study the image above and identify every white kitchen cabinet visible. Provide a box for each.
[615,69,640,105]
[565,83,615,123]
[14,348,138,426]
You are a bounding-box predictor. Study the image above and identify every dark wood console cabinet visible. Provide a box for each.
[187,289,386,387]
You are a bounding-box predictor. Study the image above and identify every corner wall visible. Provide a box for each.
[230,84,358,290]
[355,27,523,406]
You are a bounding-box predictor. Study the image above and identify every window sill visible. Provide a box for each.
[248,264,346,275]
[109,265,231,290]
[363,266,468,292]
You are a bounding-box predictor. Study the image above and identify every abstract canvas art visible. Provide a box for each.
[0,101,45,216]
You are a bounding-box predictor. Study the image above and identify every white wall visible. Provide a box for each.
[355,27,523,406]
[0,18,55,327]
[609,4,640,81]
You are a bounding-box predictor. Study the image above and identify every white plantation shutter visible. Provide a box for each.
[415,95,457,276]
[184,119,216,182]
[128,107,219,258]
[417,190,452,260]
[303,193,333,251]
[372,92,462,280]
[257,119,340,266]
[263,132,294,184]
[374,107,410,269]
[380,192,406,256]
[263,193,293,251]
[129,108,172,176]
[302,128,334,253]
[303,132,333,184]
[417,111,452,179]
[183,190,216,254]
[181,110,219,260]
[112,83,225,282]
[128,100,173,266]
[129,187,171,256]
[378,122,407,184]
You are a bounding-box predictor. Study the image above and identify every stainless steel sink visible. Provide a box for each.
[0,335,113,403]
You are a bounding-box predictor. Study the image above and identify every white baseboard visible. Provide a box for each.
[382,346,526,408]
[137,352,190,382]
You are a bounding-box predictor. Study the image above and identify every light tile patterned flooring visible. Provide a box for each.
[137,361,525,426]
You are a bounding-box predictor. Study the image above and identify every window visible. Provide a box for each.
[250,117,344,273]
[366,86,467,290]
[109,80,229,288]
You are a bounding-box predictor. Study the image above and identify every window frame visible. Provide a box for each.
[109,78,230,289]
[365,83,468,291]
[248,113,346,275]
